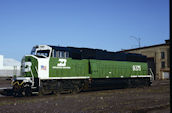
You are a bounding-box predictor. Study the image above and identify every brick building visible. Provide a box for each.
[117,40,170,80]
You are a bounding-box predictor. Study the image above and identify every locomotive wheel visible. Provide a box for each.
[38,87,45,96]
[24,87,32,96]
[71,85,80,94]
[12,85,23,97]
[16,87,30,97]
[13,90,23,97]
[52,90,60,95]
[13,91,20,97]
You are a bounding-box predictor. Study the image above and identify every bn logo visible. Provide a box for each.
[52,59,71,69]
[57,59,67,67]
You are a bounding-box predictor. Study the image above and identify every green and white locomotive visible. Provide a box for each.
[12,45,152,96]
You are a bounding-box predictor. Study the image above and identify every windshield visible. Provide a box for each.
[36,50,50,57]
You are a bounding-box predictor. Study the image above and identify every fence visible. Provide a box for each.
[0,69,20,77]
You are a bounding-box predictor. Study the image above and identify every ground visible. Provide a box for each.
[0,78,170,113]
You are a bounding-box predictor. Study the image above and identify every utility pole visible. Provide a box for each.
[130,36,141,48]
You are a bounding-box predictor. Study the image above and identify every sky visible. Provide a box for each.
[0,0,169,61]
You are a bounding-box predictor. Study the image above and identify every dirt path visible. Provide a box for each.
[0,79,170,113]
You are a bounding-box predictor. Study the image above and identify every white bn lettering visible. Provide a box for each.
[132,65,141,71]
[57,59,67,67]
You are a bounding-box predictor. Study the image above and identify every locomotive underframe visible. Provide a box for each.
[12,77,151,96]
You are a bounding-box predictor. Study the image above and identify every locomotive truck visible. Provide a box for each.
[11,45,152,96]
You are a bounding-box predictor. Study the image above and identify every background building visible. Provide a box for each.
[0,55,21,77]
[118,40,170,80]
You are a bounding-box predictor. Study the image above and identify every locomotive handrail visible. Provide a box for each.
[149,68,154,81]
[30,68,34,87]
[35,66,38,74]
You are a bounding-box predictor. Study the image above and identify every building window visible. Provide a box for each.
[161,61,165,68]
[161,52,165,59]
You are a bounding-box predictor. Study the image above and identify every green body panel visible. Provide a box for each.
[89,60,148,78]
[21,56,148,78]
[49,58,89,77]
[23,56,38,77]
[49,57,148,78]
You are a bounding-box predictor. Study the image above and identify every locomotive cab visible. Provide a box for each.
[31,45,52,58]
[12,45,53,96]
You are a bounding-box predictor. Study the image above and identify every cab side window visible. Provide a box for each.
[59,51,65,58]
[53,50,69,58]
[53,49,56,57]
[66,52,69,58]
